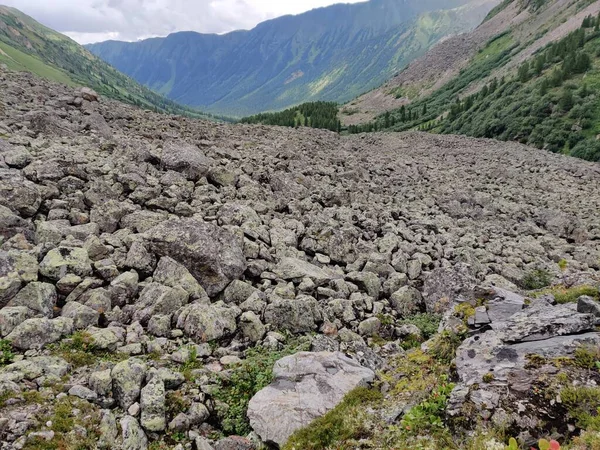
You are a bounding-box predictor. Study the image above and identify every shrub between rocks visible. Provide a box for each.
[214,338,311,436]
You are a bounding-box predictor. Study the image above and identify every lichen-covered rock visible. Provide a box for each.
[39,247,93,281]
[272,257,337,285]
[140,376,166,432]
[248,352,375,445]
[145,219,246,297]
[60,301,100,329]
[176,303,239,342]
[264,295,322,333]
[2,356,70,380]
[120,415,148,450]
[389,286,423,317]
[0,169,41,217]
[153,256,209,302]
[7,282,57,318]
[6,317,73,350]
[112,358,148,410]
[0,250,38,306]
[160,141,213,181]
[132,283,189,326]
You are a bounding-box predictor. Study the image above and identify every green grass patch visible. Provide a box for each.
[536,285,599,304]
[283,387,383,450]
[213,338,310,436]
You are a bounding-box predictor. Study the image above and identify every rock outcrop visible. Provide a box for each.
[247,352,375,445]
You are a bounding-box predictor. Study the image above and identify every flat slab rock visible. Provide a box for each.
[247,351,374,446]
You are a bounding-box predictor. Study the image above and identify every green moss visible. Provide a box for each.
[574,346,600,370]
[401,375,455,435]
[180,345,202,382]
[165,391,191,421]
[429,331,464,364]
[49,331,127,368]
[561,385,600,431]
[0,339,14,366]
[283,387,383,450]
[552,286,599,304]
[483,373,495,383]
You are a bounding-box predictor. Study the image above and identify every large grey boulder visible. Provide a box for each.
[0,250,38,306]
[112,358,148,410]
[120,415,148,450]
[39,247,93,281]
[247,352,375,446]
[263,295,322,333]
[140,377,166,432]
[0,205,33,242]
[7,282,56,318]
[491,302,596,343]
[272,258,337,285]
[6,317,73,350]
[0,169,41,217]
[153,256,209,302]
[145,219,246,297]
[422,264,477,314]
[61,301,100,329]
[176,303,239,342]
[132,283,189,326]
[160,142,213,181]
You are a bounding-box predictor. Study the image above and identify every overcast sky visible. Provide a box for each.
[6,0,365,44]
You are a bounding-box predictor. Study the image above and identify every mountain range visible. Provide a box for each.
[0,6,215,119]
[86,0,498,117]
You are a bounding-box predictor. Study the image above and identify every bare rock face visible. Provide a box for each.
[247,352,375,446]
[145,219,246,297]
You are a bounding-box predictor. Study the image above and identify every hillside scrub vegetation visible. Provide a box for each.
[359,13,600,162]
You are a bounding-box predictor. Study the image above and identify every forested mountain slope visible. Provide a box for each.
[347,0,600,162]
[86,0,498,117]
[343,0,597,126]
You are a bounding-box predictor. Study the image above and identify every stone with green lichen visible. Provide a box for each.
[390,286,423,317]
[39,246,93,281]
[7,281,56,318]
[140,376,166,432]
[0,250,38,306]
[6,317,73,350]
[153,256,209,302]
[86,326,123,351]
[176,302,239,342]
[60,301,99,329]
[98,409,119,449]
[120,415,148,450]
[112,358,147,410]
[0,306,31,337]
[2,356,70,380]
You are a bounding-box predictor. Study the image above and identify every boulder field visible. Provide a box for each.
[0,70,600,449]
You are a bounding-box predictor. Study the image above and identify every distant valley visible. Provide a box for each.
[86,0,498,117]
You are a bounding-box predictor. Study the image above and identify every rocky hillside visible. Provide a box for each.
[0,6,216,120]
[86,0,498,117]
[1,68,600,450]
[343,0,598,126]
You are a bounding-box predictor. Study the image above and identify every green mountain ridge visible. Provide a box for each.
[86,0,499,117]
[349,0,600,162]
[0,6,218,119]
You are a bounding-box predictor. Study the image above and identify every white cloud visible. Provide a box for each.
[4,0,365,44]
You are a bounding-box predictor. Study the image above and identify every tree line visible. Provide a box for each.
[240,102,341,132]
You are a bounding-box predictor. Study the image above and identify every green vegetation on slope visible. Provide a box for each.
[0,6,226,120]
[241,102,341,132]
[355,12,600,162]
